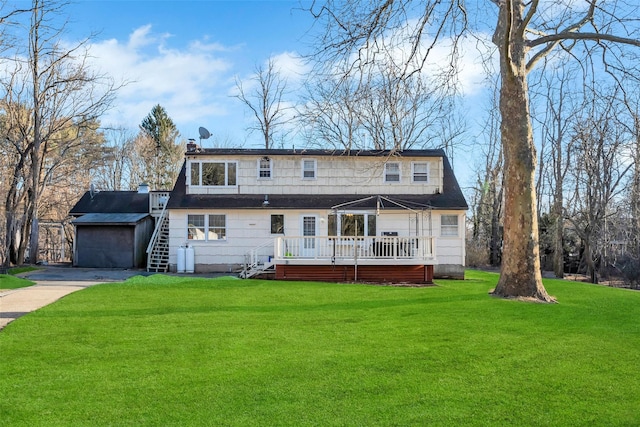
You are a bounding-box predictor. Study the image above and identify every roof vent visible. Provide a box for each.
[138,183,150,194]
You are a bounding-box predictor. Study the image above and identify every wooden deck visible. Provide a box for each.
[272,236,436,284]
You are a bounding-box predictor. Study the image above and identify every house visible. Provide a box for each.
[69,185,168,268]
[147,148,468,283]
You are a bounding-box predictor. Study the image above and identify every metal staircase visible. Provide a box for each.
[146,203,170,272]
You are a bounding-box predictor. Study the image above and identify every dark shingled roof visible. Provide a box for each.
[168,150,468,211]
[69,191,150,216]
[186,148,446,158]
[71,213,150,225]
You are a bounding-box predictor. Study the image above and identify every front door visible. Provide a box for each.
[301,215,317,257]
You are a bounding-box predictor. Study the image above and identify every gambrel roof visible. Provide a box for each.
[167,148,468,211]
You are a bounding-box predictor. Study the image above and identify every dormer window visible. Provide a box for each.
[412,162,429,183]
[384,162,400,182]
[258,157,272,179]
[190,161,237,186]
[302,159,317,180]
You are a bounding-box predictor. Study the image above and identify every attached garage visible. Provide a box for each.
[72,213,154,268]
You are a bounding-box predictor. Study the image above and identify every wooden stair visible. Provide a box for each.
[147,204,170,272]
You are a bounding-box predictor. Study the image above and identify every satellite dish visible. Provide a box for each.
[198,126,211,140]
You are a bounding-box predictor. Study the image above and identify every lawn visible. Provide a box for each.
[0,271,638,426]
[0,272,35,290]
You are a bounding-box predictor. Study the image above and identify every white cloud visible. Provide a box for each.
[269,51,310,83]
[84,25,236,137]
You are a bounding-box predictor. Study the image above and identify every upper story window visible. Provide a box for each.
[258,157,272,179]
[384,162,401,182]
[412,162,429,183]
[302,159,317,180]
[441,215,459,237]
[190,161,237,186]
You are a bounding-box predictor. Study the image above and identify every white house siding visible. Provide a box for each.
[185,155,444,196]
[433,211,466,278]
[168,208,466,273]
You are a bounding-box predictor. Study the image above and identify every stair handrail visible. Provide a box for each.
[241,241,275,279]
[146,196,170,256]
[248,241,273,268]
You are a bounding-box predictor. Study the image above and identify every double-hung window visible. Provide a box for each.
[441,215,459,237]
[258,157,272,179]
[187,214,227,241]
[384,162,401,182]
[412,162,429,183]
[190,161,237,186]
[302,159,317,180]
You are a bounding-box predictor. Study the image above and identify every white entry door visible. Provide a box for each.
[301,216,317,257]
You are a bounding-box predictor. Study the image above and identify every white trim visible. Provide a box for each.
[411,161,430,183]
[301,158,317,180]
[384,162,401,183]
[257,157,273,180]
[187,213,227,241]
[440,214,459,237]
[188,160,238,187]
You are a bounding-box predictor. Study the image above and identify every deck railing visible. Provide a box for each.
[274,236,436,263]
[150,191,170,216]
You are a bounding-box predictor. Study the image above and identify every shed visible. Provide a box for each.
[72,213,154,268]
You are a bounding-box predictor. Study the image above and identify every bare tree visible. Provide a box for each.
[468,78,503,267]
[565,90,634,283]
[300,75,366,151]
[310,0,640,302]
[530,65,580,278]
[91,127,136,191]
[0,0,117,266]
[234,58,290,149]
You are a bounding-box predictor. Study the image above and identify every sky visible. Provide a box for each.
[62,0,317,148]
[6,0,492,188]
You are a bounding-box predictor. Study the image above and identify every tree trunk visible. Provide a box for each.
[491,2,555,302]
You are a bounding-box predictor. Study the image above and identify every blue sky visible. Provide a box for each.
[6,0,491,188]
[61,0,316,147]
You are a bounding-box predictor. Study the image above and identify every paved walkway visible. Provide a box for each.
[0,281,102,330]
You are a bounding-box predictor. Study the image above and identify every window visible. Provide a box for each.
[412,162,429,182]
[384,162,400,182]
[187,214,226,241]
[190,163,200,186]
[271,214,284,234]
[328,213,376,236]
[208,214,226,240]
[302,159,317,179]
[190,161,237,186]
[187,214,205,240]
[258,157,272,179]
[441,215,459,237]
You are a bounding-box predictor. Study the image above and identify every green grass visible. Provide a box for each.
[7,265,39,276]
[0,266,38,290]
[0,274,35,290]
[1,271,639,426]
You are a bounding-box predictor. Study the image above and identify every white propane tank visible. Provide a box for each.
[177,245,186,273]
[185,245,195,273]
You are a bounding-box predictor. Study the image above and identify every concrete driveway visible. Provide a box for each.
[0,266,151,331]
